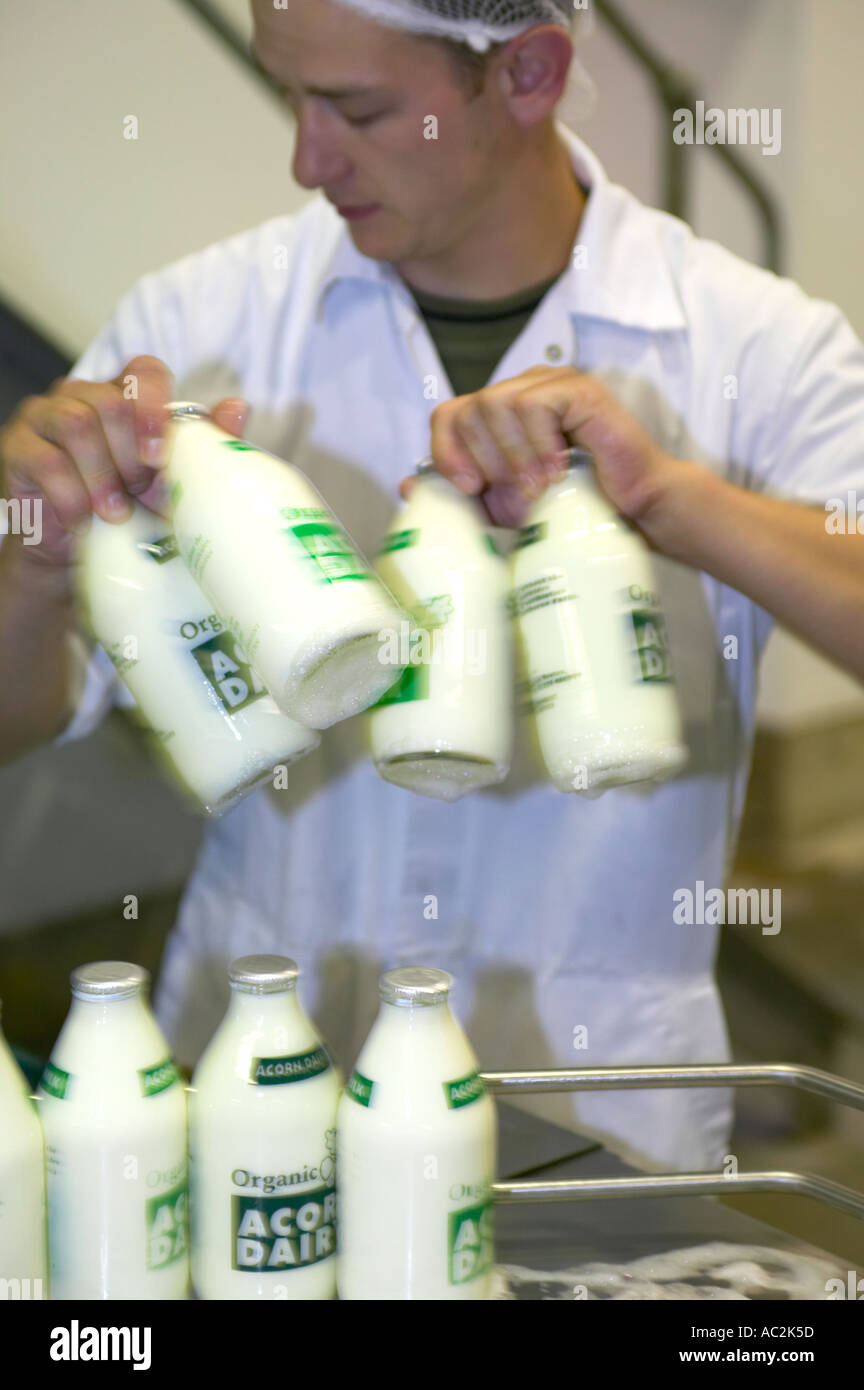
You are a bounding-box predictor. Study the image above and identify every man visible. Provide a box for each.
[1,0,863,1171]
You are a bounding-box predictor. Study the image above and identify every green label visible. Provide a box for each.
[448,1200,494,1285]
[250,1047,331,1086]
[222,440,256,452]
[513,521,548,550]
[378,527,418,555]
[232,1185,337,1272]
[139,534,179,564]
[39,1061,71,1101]
[483,533,500,557]
[146,1179,189,1270]
[629,609,673,683]
[346,1069,375,1107]
[443,1070,486,1109]
[284,521,370,584]
[373,661,429,707]
[138,1057,181,1098]
[190,630,266,713]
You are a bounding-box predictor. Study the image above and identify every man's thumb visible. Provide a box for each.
[212,398,250,439]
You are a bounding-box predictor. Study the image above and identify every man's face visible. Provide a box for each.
[251,0,511,268]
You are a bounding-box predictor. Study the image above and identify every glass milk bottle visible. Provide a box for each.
[79,502,319,816]
[189,956,341,1300]
[367,466,513,800]
[163,402,409,729]
[0,1003,48,1298]
[509,447,688,795]
[337,968,496,1301]
[38,963,189,1301]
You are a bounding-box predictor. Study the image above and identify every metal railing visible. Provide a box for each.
[481,1063,864,1220]
[596,0,782,271]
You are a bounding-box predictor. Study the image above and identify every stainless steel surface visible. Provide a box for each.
[481,1062,864,1111]
[493,1170,864,1221]
[483,1063,864,1226]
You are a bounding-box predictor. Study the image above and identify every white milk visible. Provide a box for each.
[368,468,513,801]
[79,503,319,816]
[0,1005,47,1297]
[163,403,409,729]
[509,448,689,794]
[337,967,496,1301]
[189,956,341,1300]
[37,963,189,1301]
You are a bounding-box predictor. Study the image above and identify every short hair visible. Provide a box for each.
[427,35,504,98]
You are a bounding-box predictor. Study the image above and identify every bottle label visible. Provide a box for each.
[443,1071,486,1109]
[189,628,267,713]
[624,588,674,683]
[281,511,370,584]
[146,1177,189,1271]
[371,594,452,707]
[512,521,548,550]
[372,661,429,707]
[232,1184,337,1272]
[448,1199,494,1286]
[139,535,180,564]
[378,527,418,554]
[508,571,574,619]
[250,1047,331,1086]
[39,1061,71,1100]
[345,1069,375,1107]
[138,1057,181,1098]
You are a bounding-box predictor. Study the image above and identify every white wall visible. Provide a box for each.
[0,0,308,357]
[2,0,862,727]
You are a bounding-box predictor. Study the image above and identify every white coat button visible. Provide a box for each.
[544,343,564,362]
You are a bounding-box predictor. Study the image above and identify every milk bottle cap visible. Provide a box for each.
[165,401,211,421]
[228,955,299,994]
[71,962,149,1000]
[564,446,593,468]
[379,966,453,1007]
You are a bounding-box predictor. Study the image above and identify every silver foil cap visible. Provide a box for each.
[415,456,436,476]
[71,962,149,1000]
[229,955,299,994]
[566,446,593,468]
[166,400,211,421]
[379,966,452,1006]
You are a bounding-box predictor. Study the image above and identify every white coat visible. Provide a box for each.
[58,125,864,1171]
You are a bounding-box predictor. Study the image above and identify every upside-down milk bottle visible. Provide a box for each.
[79,502,319,816]
[368,464,513,800]
[509,447,688,794]
[163,402,409,729]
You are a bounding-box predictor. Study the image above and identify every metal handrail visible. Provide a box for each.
[481,1063,864,1219]
[595,0,782,270]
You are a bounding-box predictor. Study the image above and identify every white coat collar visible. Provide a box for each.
[313,122,688,333]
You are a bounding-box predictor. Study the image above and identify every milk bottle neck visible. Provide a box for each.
[226,986,303,1028]
[67,991,151,1032]
[377,997,455,1036]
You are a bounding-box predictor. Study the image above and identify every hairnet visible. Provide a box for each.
[325,0,590,52]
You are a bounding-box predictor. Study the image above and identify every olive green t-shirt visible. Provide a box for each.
[407,271,564,397]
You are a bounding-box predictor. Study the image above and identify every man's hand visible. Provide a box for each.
[0,354,250,569]
[400,365,682,529]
